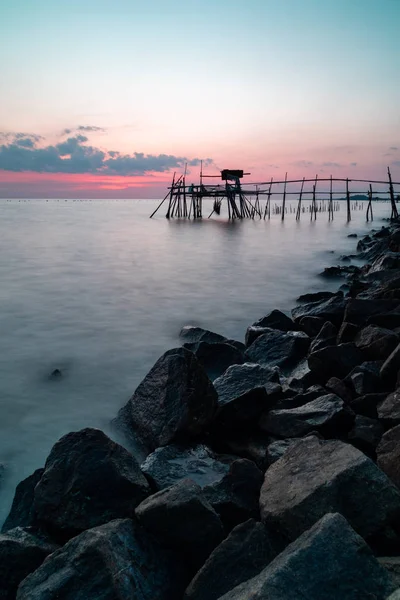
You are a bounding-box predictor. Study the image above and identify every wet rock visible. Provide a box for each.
[350,393,388,419]
[217,513,396,600]
[179,326,227,345]
[220,435,270,471]
[135,479,224,566]
[346,361,383,396]
[339,254,351,262]
[292,295,347,328]
[369,252,400,274]
[114,347,217,451]
[259,436,400,542]
[17,519,183,600]
[259,394,354,438]
[298,315,325,337]
[309,321,337,353]
[141,444,233,491]
[297,290,340,304]
[320,265,360,278]
[245,329,310,372]
[378,390,400,427]
[378,557,400,589]
[369,311,400,329]
[381,343,400,383]
[308,343,363,381]
[34,428,150,536]
[344,298,400,326]
[245,326,271,348]
[348,415,384,457]
[212,363,281,432]
[348,233,358,238]
[265,435,322,465]
[2,469,44,533]
[387,590,400,600]
[355,325,399,361]
[325,376,353,403]
[337,321,360,344]
[48,369,62,380]
[272,384,326,410]
[250,310,296,332]
[183,519,280,600]
[377,425,400,488]
[0,527,58,600]
[183,341,244,380]
[285,357,317,391]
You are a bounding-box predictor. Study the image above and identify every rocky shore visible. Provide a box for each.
[3,220,400,599]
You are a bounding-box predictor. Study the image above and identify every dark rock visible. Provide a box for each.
[336,321,360,344]
[381,343,400,383]
[309,321,337,353]
[377,425,400,488]
[33,428,150,536]
[369,312,400,329]
[325,377,353,403]
[114,347,217,451]
[250,310,296,332]
[179,326,227,345]
[259,436,400,542]
[217,513,396,600]
[292,295,347,328]
[48,369,62,380]
[378,557,400,589]
[348,233,358,238]
[320,265,360,278]
[350,393,388,419]
[346,361,383,396]
[369,252,400,274]
[344,298,400,326]
[272,384,326,410]
[297,290,340,304]
[135,479,224,566]
[355,325,399,360]
[220,435,270,471]
[245,329,310,372]
[285,357,317,391]
[378,390,400,427]
[374,228,391,239]
[266,435,322,465]
[348,415,384,457]
[298,315,325,337]
[2,469,44,533]
[245,326,272,348]
[387,590,400,600]
[183,519,280,600]
[183,341,244,380]
[141,444,233,491]
[308,343,363,381]
[259,394,354,438]
[17,519,183,600]
[225,339,246,353]
[339,254,351,262]
[212,363,281,432]
[0,527,58,600]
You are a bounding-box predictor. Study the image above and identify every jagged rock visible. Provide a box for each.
[266,435,322,465]
[336,321,360,344]
[141,444,233,491]
[183,341,244,380]
[220,435,270,471]
[381,343,400,383]
[285,358,317,390]
[292,295,347,328]
[16,519,183,600]
[33,428,150,536]
[377,425,400,488]
[339,254,351,262]
[259,394,354,438]
[325,377,353,403]
[350,393,388,419]
[378,390,400,426]
[378,557,400,588]
[309,321,337,353]
[272,384,326,410]
[387,590,400,600]
[355,325,399,360]
[0,527,58,600]
[298,315,325,337]
[348,233,358,238]
[369,252,400,274]
[320,265,360,278]
[259,436,400,542]
[308,343,363,381]
[250,310,296,332]
[369,312,400,329]
[212,363,281,432]
[245,329,309,372]
[346,361,383,396]
[348,415,384,457]
[48,369,62,380]
[183,520,280,600]
[2,469,44,533]
[344,298,400,326]
[217,513,396,600]
[179,326,227,345]
[114,347,217,451]
[135,479,224,566]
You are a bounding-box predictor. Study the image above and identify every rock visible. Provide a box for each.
[381,343,400,383]
[245,329,310,372]
[297,291,341,303]
[183,341,244,380]
[348,415,384,457]
[378,557,400,588]
[212,363,281,432]
[135,479,224,566]
[387,590,400,600]
[272,384,326,410]
[203,459,263,529]
[0,527,58,600]
[16,519,183,600]
[377,425,400,488]
[348,233,358,238]
[320,265,360,278]
[245,326,271,348]
[378,390,400,427]
[346,361,383,396]
[369,312,400,329]
[259,436,400,542]
[48,369,62,380]
[355,325,399,360]
[298,315,325,337]
[217,435,270,471]
[285,358,317,390]
[250,310,296,332]
[114,347,217,451]
[309,321,337,353]
[350,393,388,419]
[369,252,400,274]
[217,513,396,600]
[292,295,347,328]
[183,519,280,600]
[33,428,150,536]
[344,298,400,326]
[141,444,233,491]
[308,343,363,381]
[336,321,360,344]
[179,326,227,345]
[325,377,353,403]
[259,394,354,438]
[339,254,351,262]
[2,469,44,533]
[266,436,321,465]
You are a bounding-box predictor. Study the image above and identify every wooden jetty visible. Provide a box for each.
[150,166,400,222]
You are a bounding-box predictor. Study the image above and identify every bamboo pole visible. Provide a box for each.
[388,166,399,220]
[281,172,288,222]
[296,177,305,221]
[346,178,351,222]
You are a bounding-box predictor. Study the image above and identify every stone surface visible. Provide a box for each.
[350,393,388,419]
[325,377,353,403]
[336,321,360,344]
[381,343,400,383]
[114,347,217,451]
[2,469,44,533]
[245,329,309,372]
[309,321,337,353]
[135,479,224,565]
[296,290,339,303]
[292,295,347,328]
[344,298,400,326]
[259,436,400,542]
[183,341,244,381]
[179,326,227,345]
[298,315,325,337]
[348,415,384,457]
[16,519,183,600]
[347,362,383,396]
[33,428,150,536]
[308,343,363,381]
[355,325,399,361]
[250,310,296,332]
[378,557,400,589]
[369,252,400,274]
[220,435,270,471]
[217,513,396,600]
[377,425,400,488]
[378,390,400,427]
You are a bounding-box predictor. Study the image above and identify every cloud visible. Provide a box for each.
[390,147,398,151]
[62,125,105,136]
[0,132,213,176]
[350,162,357,167]
[392,161,400,167]
[321,162,342,168]
[292,160,314,168]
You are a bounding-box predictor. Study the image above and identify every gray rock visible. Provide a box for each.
[183,341,244,380]
[378,390,400,426]
[245,329,310,372]
[249,310,296,333]
[220,435,270,471]
[292,295,347,328]
[347,362,383,396]
[369,252,400,274]
[309,321,337,353]
[308,343,363,381]
[355,325,399,360]
[344,298,400,326]
[348,415,384,457]
[387,590,400,600]
[2,469,43,533]
[350,392,387,418]
[325,377,353,403]
[298,315,325,337]
[381,343,400,383]
[336,321,360,344]
[296,290,340,303]
[179,326,227,345]
[259,436,400,542]
[377,425,400,488]
[378,557,400,589]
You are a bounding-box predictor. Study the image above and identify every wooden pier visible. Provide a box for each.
[150,166,400,222]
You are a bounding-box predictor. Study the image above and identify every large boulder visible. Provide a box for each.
[216,513,396,600]
[220,435,270,472]
[377,390,400,427]
[298,316,325,337]
[308,343,363,381]
[296,290,339,304]
[33,428,150,536]
[350,392,387,419]
[346,361,383,396]
[183,341,244,381]
[248,310,296,333]
[348,415,384,457]
[179,326,227,345]
[0,527,57,600]
[344,298,400,326]
[309,321,337,353]
[245,329,309,372]
[369,252,400,274]
[337,321,360,344]
[259,394,354,438]
[135,479,224,566]
[259,436,400,542]
[355,325,399,360]
[381,343,400,383]
[291,295,347,328]
[114,347,217,451]
[183,519,280,600]
[16,519,183,600]
[377,425,400,488]
[2,469,44,533]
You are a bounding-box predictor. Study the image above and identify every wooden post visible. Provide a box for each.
[296,177,305,221]
[346,178,351,222]
[311,174,318,220]
[281,172,287,221]
[388,166,399,220]
[165,173,176,219]
[328,175,333,221]
[367,184,373,222]
[264,178,273,219]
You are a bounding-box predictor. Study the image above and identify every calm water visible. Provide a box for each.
[0,198,389,522]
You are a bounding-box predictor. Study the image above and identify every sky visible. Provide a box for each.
[0,0,399,198]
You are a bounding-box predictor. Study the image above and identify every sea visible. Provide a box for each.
[0,197,390,523]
